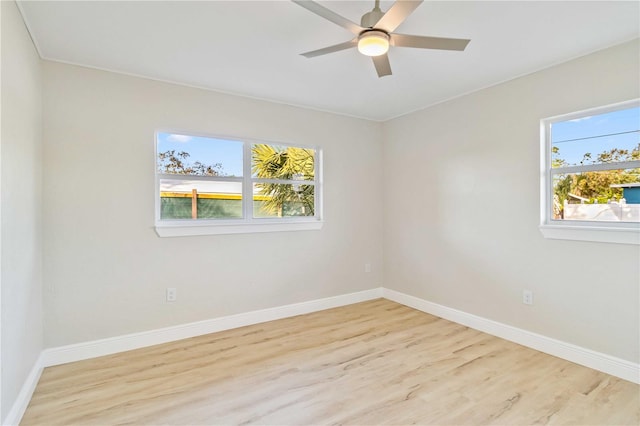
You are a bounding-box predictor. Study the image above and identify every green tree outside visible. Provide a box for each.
[157,150,225,176]
[251,144,315,217]
[157,146,316,219]
[553,143,640,218]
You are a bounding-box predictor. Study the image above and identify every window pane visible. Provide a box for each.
[253,183,315,218]
[551,106,640,168]
[160,179,242,219]
[157,133,243,177]
[552,169,640,222]
[251,144,315,180]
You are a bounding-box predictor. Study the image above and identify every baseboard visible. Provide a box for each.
[42,287,383,367]
[8,286,637,426]
[382,288,640,384]
[6,288,381,425]
[2,353,45,426]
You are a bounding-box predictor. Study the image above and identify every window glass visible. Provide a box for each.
[542,101,640,237]
[251,144,315,180]
[155,133,321,233]
[552,170,640,221]
[253,183,315,218]
[551,107,639,167]
[157,133,243,177]
[159,179,242,220]
[251,143,317,218]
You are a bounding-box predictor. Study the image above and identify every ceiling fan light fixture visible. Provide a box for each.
[357,30,389,56]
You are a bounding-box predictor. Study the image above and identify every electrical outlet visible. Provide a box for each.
[365,263,372,273]
[522,289,533,305]
[166,287,177,302]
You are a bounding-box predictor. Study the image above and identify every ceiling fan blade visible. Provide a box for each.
[374,0,423,33]
[292,0,364,35]
[301,39,357,58]
[372,54,392,77]
[391,33,470,51]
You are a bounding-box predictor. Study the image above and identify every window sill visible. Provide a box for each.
[539,223,640,245]
[155,220,324,237]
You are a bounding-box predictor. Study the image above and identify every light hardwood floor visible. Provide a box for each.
[22,299,639,425]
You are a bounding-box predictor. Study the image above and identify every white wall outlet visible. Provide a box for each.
[166,287,177,302]
[365,263,372,273]
[522,289,533,305]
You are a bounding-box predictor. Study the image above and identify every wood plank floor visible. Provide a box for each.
[22,299,639,425]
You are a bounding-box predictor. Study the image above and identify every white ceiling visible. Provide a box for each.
[18,1,640,121]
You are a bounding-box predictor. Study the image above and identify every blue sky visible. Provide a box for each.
[158,107,639,175]
[551,106,639,166]
[157,132,244,176]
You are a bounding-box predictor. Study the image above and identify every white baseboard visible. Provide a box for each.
[2,353,45,426]
[382,288,640,384]
[7,286,638,426]
[41,288,383,367]
[5,288,381,425]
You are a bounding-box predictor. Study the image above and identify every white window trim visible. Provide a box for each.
[154,131,323,237]
[539,99,640,245]
[155,220,324,238]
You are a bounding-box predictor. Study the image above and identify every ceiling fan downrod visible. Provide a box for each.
[361,0,385,28]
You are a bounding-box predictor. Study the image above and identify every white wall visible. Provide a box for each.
[383,39,640,363]
[42,62,384,347]
[1,0,44,420]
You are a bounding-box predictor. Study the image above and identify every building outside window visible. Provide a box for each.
[155,132,322,236]
[540,100,640,244]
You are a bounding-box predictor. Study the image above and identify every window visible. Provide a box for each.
[540,100,640,244]
[155,132,322,237]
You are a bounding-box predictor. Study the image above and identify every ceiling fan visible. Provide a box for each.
[292,0,470,78]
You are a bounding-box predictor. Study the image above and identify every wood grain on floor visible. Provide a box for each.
[21,299,640,425]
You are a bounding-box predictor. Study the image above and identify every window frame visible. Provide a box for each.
[539,99,640,245]
[154,130,323,237]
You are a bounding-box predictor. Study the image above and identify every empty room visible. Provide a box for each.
[2,0,639,424]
